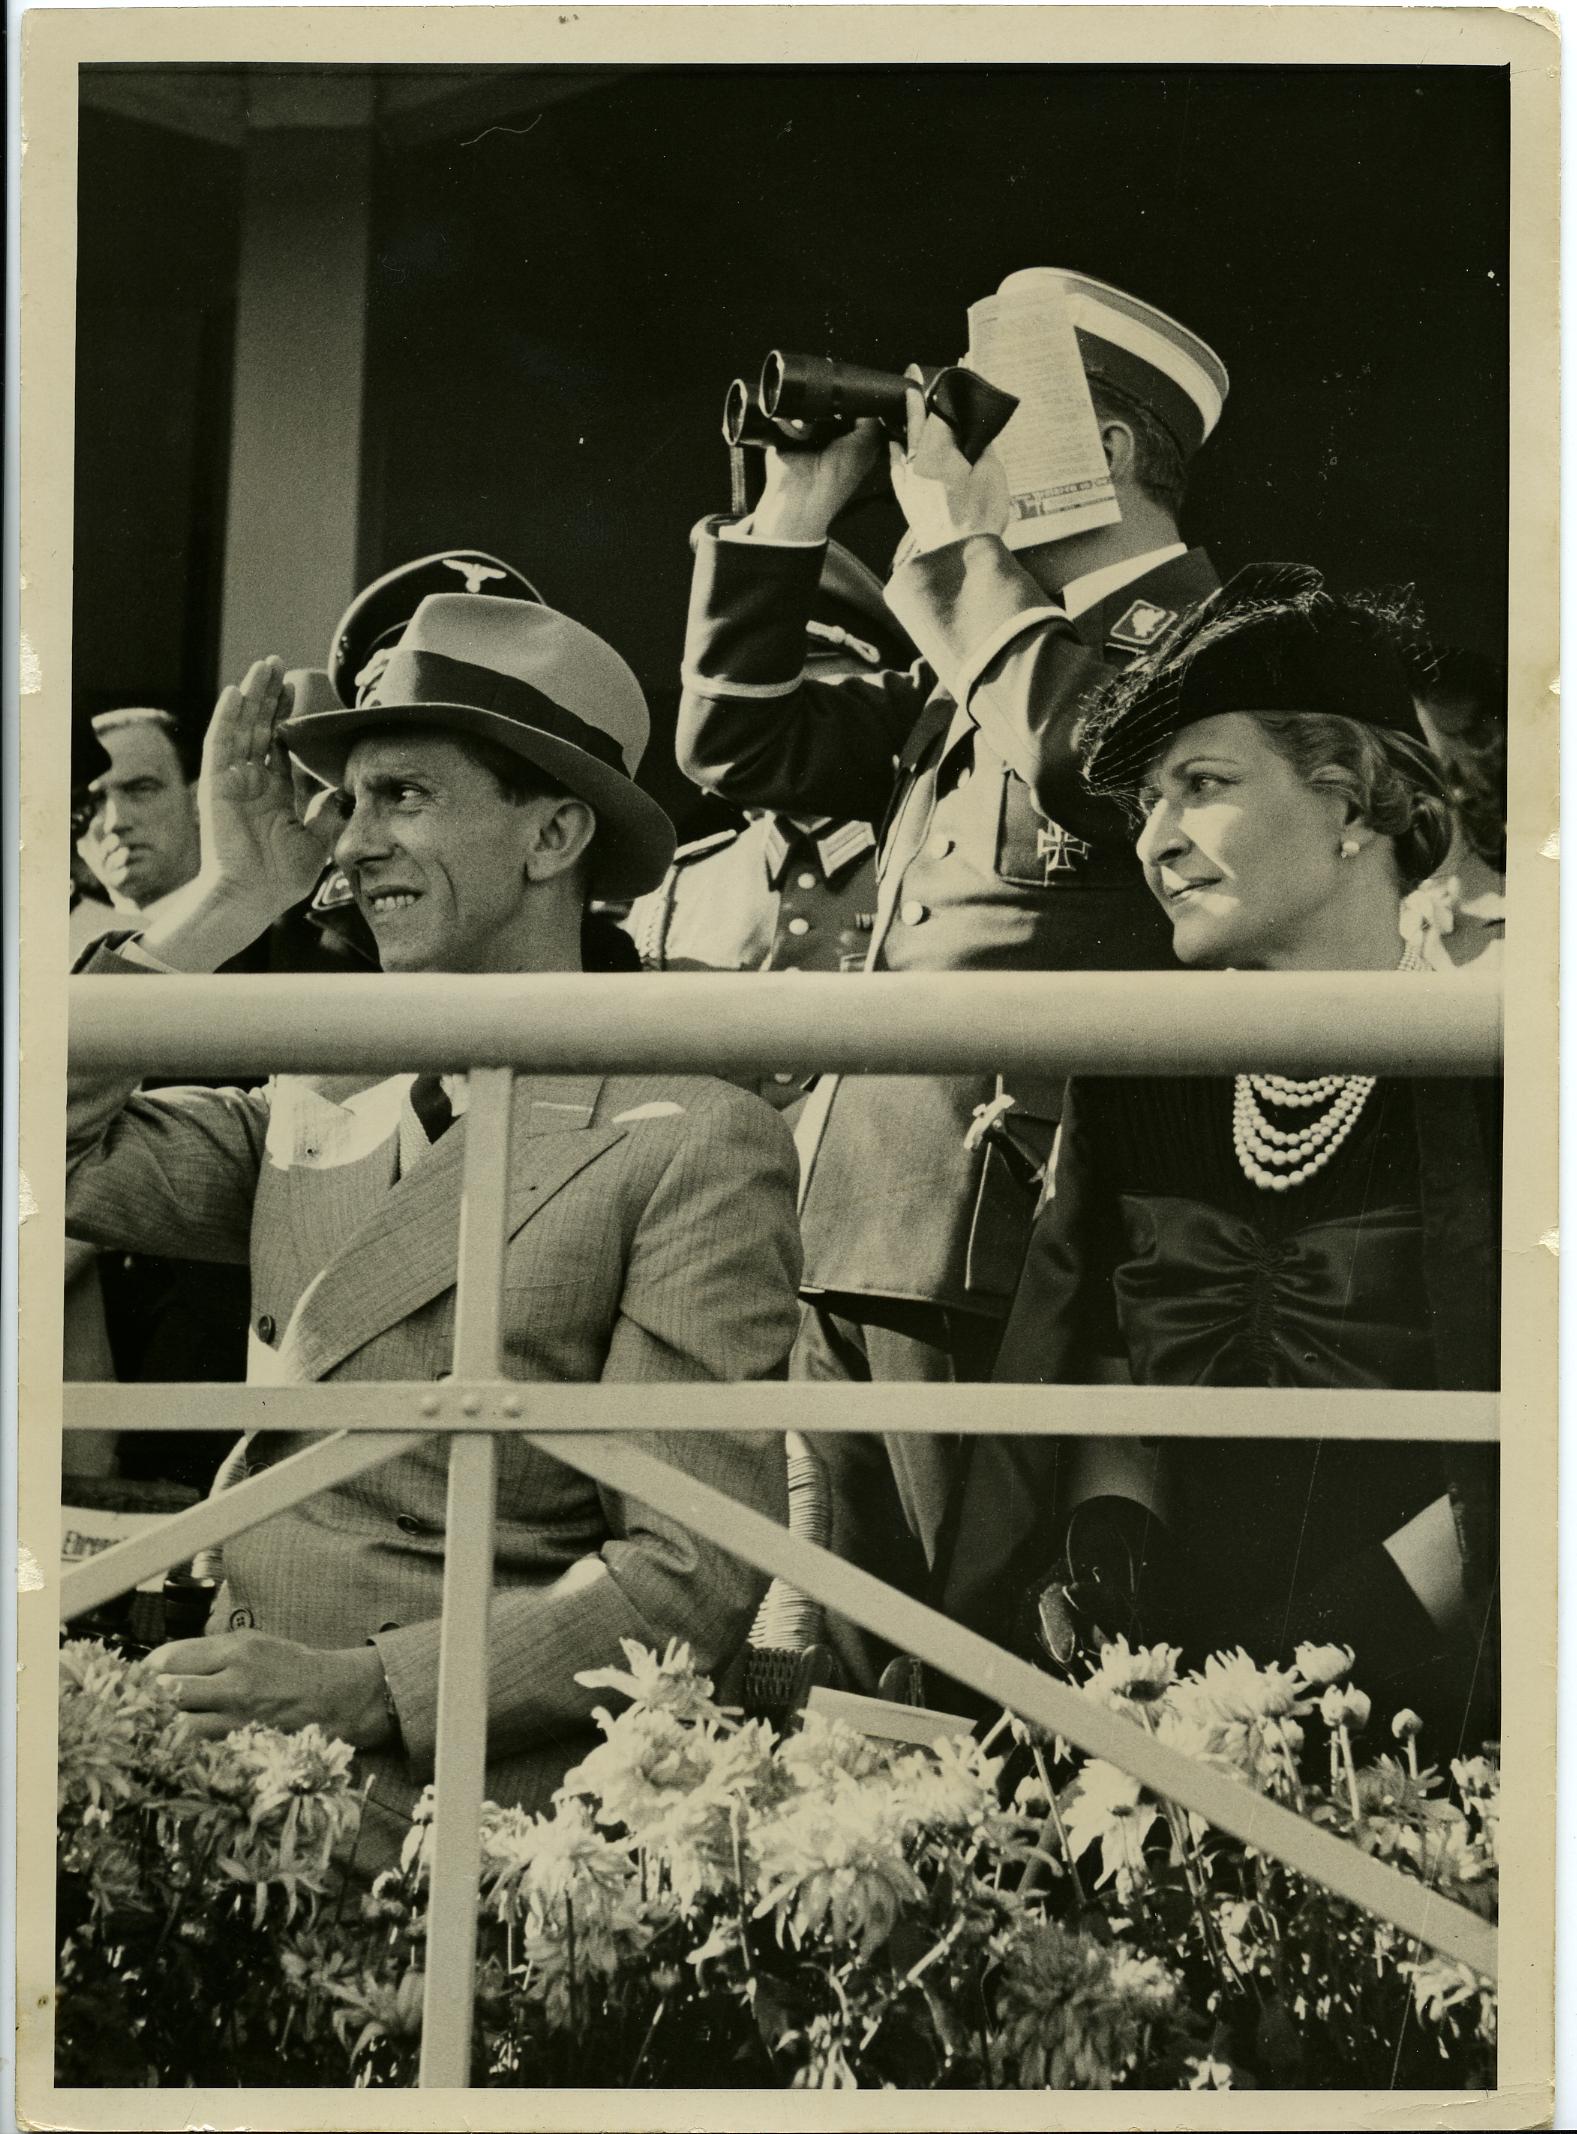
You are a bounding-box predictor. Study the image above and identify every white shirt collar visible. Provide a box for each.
[1059,543,1188,621]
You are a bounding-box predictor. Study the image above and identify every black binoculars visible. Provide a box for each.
[723,351,1018,467]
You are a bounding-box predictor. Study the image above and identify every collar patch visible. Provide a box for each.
[1108,599,1178,652]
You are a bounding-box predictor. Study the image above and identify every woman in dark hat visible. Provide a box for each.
[956,566,1498,1728]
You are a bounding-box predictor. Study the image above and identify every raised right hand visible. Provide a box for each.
[136,658,332,972]
[749,416,887,542]
[195,657,332,918]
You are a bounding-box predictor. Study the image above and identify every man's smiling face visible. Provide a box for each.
[330,732,544,973]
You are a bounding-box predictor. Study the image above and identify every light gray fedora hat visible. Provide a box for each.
[280,593,676,898]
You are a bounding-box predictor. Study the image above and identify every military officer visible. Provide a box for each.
[626,542,909,1106]
[675,267,1227,1687]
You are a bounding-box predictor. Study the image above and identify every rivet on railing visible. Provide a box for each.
[502,1397,522,1418]
[462,1396,482,1417]
[420,1396,441,1418]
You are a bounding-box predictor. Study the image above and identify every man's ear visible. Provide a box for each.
[1099,418,1138,485]
[523,795,598,884]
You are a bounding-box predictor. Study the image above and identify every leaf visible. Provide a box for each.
[1254,1993,1304,2082]
[750,1973,803,2056]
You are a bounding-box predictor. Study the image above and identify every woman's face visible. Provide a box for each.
[1134,713,1350,967]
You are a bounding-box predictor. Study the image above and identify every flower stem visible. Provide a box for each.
[1338,1723,1363,1825]
[1026,1744,1085,1905]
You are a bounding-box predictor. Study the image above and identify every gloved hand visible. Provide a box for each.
[889,371,1012,557]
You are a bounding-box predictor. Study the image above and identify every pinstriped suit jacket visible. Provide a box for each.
[66,946,801,1857]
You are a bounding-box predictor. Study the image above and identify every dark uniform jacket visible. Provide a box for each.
[677,524,1220,1312]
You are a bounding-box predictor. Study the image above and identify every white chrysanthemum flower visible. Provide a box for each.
[1080,1635,1182,1712]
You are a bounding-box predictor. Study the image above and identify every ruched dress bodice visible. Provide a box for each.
[1110,1193,1433,1389]
[981,1074,1498,1700]
[1026,1073,1434,1389]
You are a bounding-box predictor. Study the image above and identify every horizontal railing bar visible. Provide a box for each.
[58,1430,411,1621]
[548,1432,1499,1979]
[68,970,1501,1079]
[63,1383,1501,1441]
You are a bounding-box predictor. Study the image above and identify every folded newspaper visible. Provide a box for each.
[966,269,1123,548]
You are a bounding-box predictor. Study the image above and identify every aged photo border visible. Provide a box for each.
[15,7,1560,2127]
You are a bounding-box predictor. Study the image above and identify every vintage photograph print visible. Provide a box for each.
[16,9,1557,2127]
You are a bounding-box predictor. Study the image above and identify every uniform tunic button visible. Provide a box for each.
[928,834,954,859]
[900,900,929,926]
[772,1073,796,1085]
[796,872,818,890]
[787,917,811,937]
[256,1314,276,1344]
[956,767,973,790]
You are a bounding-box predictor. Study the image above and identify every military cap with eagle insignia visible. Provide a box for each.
[328,549,545,708]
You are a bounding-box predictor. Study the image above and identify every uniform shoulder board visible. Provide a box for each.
[670,828,742,867]
[1107,598,1178,655]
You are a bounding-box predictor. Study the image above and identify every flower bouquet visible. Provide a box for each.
[56,1631,1496,2089]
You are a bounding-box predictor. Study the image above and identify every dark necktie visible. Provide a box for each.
[409,1073,456,1145]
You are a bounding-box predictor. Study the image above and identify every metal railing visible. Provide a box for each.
[58,969,1503,2087]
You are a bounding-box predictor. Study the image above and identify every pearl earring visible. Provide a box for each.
[1339,838,1360,859]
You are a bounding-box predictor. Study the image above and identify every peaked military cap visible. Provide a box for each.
[986,267,1229,457]
[329,550,545,706]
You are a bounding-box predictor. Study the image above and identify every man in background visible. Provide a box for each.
[625,541,910,1109]
[71,708,202,955]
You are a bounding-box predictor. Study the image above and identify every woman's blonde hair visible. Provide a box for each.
[1248,710,1454,892]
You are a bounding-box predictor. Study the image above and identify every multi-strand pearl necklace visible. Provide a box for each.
[1232,944,1428,1193]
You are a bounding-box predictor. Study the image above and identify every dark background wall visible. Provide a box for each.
[73,107,241,731]
[75,64,1509,830]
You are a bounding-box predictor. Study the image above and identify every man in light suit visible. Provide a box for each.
[67,593,801,1854]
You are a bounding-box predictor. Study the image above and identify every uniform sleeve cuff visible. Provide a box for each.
[884,534,1073,702]
[682,517,828,697]
[716,518,825,549]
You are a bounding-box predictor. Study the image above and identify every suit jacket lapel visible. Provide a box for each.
[277,1076,621,1383]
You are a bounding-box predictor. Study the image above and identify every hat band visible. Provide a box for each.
[367,648,627,773]
[1076,328,1209,456]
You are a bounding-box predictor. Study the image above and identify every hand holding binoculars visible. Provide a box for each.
[723,351,1018,467]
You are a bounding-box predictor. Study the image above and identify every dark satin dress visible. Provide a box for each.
[948,1075,1500,1701]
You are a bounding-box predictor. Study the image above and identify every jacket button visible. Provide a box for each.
[228,1606,255,1631]
[256,1314,276,1344]
[900,901,929,926]
[928,834,954,860]
[787,917,811,937]
[796,872,818,891]
[396,1513,429,1536]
